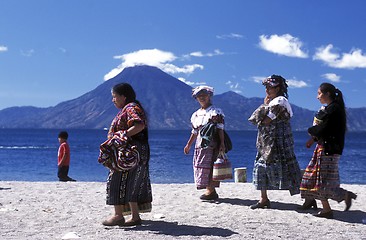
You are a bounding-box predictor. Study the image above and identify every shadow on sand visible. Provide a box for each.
[119,220,238,238]
[208,197,366,224]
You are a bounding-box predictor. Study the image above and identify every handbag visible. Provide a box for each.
[98,131,140,172]
[223,130,232,153]
[212,152,233,181]
[199,122,232,153]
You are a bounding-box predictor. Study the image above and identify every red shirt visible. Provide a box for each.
[58,142,70,166]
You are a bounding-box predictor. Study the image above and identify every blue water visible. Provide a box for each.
[0,129,365,184]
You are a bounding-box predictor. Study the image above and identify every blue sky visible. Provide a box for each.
[1,0,366,111]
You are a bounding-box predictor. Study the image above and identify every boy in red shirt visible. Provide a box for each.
[58,131,76,182]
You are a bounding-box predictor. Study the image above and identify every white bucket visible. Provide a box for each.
[234,167,247,183]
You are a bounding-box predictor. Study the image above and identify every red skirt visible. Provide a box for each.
[300,144,346,201]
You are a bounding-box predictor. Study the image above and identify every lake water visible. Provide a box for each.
[0,129,365,184]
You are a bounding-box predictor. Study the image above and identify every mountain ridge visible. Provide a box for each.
[0,65,365,131]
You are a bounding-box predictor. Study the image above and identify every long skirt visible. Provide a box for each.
[252,120,302,195]
[300,144,347,201]
[106,142,152,215]
[253,152,301,195]
[193,143,220,190]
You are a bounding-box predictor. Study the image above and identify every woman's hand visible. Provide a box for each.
[184,133,197,155]
[261,116,272,125]
[264,95,271,105]
[306,138,315,148]
[217,128,226,153]
[184,144,191,154]
[219,142,226,153]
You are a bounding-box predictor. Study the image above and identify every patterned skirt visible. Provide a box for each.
[252,120,302,195]
[193,144,220,190]
[252,152,301,195]
[106,141,152,215]
[300,144,346,201]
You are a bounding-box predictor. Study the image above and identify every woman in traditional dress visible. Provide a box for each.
[102,83,152,226]
[300,83,357,219]
[248,75,302,209]
[184,86,225,200]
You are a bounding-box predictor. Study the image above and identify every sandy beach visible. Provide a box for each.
[0,181,365,240]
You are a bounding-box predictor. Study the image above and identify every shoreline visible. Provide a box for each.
[0,181,365,239]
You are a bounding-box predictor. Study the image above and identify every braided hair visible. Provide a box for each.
[262,74,289,98]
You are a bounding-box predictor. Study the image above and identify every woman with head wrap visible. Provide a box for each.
[184,85,225,200]
[101,83,152,226]
[248,75,302,209]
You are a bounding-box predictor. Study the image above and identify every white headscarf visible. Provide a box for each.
[192,85,214,98]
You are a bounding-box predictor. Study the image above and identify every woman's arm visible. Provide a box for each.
[126,122,145,137]
[306,137,315,148]
[261,116,272,125]
[184,133,197,154]
[217,128,225,152]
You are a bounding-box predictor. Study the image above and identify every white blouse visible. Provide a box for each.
[267,96,293,120]
[190,105,225,134]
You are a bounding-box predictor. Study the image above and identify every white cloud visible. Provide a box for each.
[104,49,204,80]
[321,73,341,82]
[163,63,204,75]
[0,45,8,52]
[226,80,242,93]
[251,76,264,84]
[216,33,244,40]
[189,49,224,58]
[259,34,308,58]
[286,79,308,88]
[59,47,67,53]
[251,76,308,88]
[189,51,204,57]
[178,77,194,85]
[178,77,206,86]
[313,44,366,69]
[20,49,35,57]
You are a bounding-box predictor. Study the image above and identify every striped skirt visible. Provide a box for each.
[106,162,152,215]
[106,141,152,215]
[252,152,301,195]
[193,145,220,190]
[300,144,347,201]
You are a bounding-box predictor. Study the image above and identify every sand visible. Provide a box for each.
[0,181,365,240]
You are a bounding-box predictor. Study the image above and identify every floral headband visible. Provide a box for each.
[262,77,280,87]
[192,85,214,98]
[262,75,287,89]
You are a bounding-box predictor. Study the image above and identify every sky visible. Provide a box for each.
[1,0,366,111]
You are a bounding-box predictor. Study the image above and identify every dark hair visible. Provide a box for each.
[264,75,289,98]
[112,83,145,110]
[319,82,347,130]
[58,131,68,139]
[112,83,136,104]
[112,83,149,138]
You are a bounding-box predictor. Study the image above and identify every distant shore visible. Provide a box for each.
[0,181,365,240]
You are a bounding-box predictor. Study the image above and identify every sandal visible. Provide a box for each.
[102,216,125,226]
[298,199,317,210]
[345,191,357,211]
[250,199,271,209]
[123,218,142,226]
[200,191,219,201]
[313,211,333,219]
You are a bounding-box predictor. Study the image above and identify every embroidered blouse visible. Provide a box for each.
[190,105,225,135]
[248,96,292,126]
[108,102,147,140]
